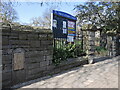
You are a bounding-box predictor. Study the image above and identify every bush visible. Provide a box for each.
[53,47,68,66]
[95,46,108,56]
[53,40,85,66]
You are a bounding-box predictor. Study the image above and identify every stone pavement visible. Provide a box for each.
[15,56,119,89]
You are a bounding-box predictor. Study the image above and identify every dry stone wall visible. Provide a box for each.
[2,25,53,87]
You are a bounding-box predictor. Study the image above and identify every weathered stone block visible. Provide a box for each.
[40,66,46,71]
[46,55,53,61]
[39,44,47,50]
[29,40,40,47]
[19,34,27,40]
[26,63,40,70]
[43,41,53,47]
[27,67,41,75]
[45,60,50,65]
[9,40,20,45]
[40,61,48,67]
[12,69,26,85]
[26,72,42,81]
[39,34,48,40]
[28,33,38,40]
[2,29,11,36]
[9,36,18,40]
[2,80,12,88]
[2,55,12,64]
[2,49,13,55]
[10,40,28,47]
[2,71,12,81]
[41,40,48,45]
[25,57,40,64]
[25,51,43,58]
[43,50,49,55]
[46,65,54,71]
[20,40,29,45]
[27,47,41,51]
[10,45,20,48]
[2,36,9,45]
[9,32,19,40]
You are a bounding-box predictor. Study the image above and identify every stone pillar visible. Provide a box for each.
[107,36,112,57]
[107,34,117,57]
[112,36,117,57]
[82,29,96,64]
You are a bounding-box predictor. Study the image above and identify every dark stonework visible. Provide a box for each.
[2,25,54,88]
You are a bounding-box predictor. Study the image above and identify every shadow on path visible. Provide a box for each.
[11,65,83,89]
[93,56,112,63]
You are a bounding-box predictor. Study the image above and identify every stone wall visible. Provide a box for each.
[2,25,53,87]
[2,25,88,88]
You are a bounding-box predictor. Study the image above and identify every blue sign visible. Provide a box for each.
[52,10,77,40]
[53,10,77,21]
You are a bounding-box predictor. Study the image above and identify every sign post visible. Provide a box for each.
[51,10,77,43]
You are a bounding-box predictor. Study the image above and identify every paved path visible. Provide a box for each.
[17,56,119,88]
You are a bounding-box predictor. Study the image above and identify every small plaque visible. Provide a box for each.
[13,48,25,70]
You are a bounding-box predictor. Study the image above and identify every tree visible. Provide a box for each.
[30,6,59,29]
[74,2,120,33]
[30,17,41,27]
[0,0,18,24]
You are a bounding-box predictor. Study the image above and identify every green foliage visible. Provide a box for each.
[65,44,75,58]
[75,2,120,33]
[53,40,85,66]
[95,46,107,52]
[95,46,108,56]
[53,47,67,66]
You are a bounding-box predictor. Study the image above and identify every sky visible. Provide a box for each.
[13,1,87,24]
